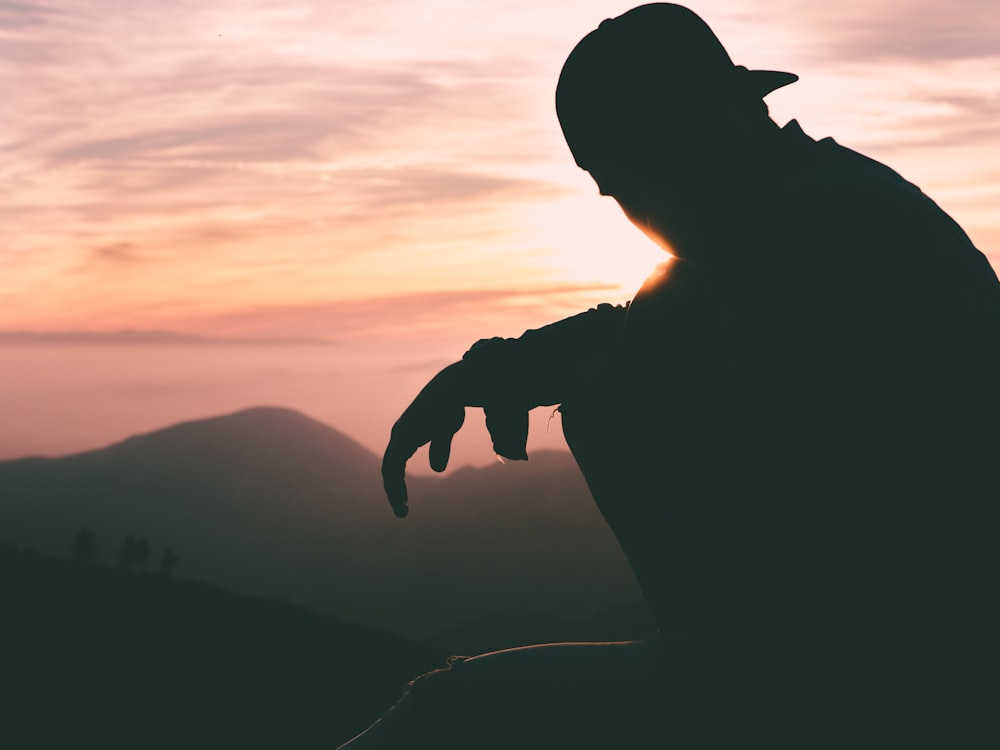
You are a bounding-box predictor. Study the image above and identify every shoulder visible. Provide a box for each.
[759,124,999,316]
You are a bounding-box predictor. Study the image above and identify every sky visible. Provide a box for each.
[3,0,999,465]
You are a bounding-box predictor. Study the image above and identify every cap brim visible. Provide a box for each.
[746,69,799,97]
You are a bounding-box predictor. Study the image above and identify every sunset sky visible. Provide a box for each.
[3,0,999,465]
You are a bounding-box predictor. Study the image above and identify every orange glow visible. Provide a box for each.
[2,0,998,461]
[526,194,669,296]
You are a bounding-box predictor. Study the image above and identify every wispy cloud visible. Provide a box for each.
[717,0,1000,63]
[6,0,997,339]
[0,329,335,346]
[90,242,144,264]
[2,1,998,331]
[178,282,622,341]
[2,0,583,334]
[819,0,1000,62]
[0,1,65,28]
[384,358,455,374]
[3,0,999,462]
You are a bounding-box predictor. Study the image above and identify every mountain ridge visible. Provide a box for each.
[0,406,642,637]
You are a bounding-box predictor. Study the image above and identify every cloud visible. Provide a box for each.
[3,0,998,465]
[907,91,1000,149]
[83,381,189,398]
[832,86,1000,158]
[384,358,454,374]
[728,0,1000,64]
[51,113,332,165]
[2,0,568,303]
[0,1,67,28]
[822,0,1000,62]
[323,166,566,216]
[3,0,998,342]
[80,365,348,398]
[0,330,336,346]
[90,242,143,264]
[180,283,621,341]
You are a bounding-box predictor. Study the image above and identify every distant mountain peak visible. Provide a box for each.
[0,406,381,473]
[113,406,379,462]
[215,405,325,424]
[120,404,347,435]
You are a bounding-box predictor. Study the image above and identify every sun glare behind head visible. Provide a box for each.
[525,194,669,298]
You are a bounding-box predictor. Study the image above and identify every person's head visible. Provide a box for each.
[555,4,797,251]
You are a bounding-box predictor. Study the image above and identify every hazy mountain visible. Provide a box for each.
[0,407,642,637]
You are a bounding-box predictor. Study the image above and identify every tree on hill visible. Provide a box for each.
[135,538,151,569]
[160,548,179,575]
[71,527,98,563]
[119,534,138,568]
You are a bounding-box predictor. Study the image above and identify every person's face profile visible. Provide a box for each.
[582,156,672,251]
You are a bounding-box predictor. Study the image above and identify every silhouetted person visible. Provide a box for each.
[346,4,1000,748]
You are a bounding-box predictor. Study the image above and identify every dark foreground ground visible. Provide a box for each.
[0,545,442,749]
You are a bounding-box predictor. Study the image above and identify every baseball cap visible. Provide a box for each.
[556,4,798,164]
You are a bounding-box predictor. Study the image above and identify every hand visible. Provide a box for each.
[464,337,529,461]
[382,363,468,518]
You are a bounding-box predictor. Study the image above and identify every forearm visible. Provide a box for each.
[460,302,627,409]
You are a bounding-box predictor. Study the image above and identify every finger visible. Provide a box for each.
[381,443,412,518]
[428,407,465,472]
[484,405,529,461]
[428,433,454,473]
[382,472,408,517]
[383,471,409,517]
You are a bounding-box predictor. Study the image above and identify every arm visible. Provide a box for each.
[462,302,628,410]
[381,302,627,517]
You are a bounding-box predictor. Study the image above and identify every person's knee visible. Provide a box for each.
[404,656,467,749]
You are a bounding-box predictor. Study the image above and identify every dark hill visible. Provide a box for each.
[0,543,440,749]
[0,407,642,638]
